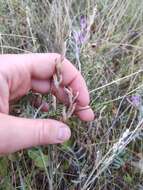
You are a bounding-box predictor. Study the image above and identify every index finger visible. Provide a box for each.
[28,53,90,106]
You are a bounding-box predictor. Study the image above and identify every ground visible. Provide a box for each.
[0,0,143,189]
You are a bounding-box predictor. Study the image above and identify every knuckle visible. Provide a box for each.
[37,120,50,145]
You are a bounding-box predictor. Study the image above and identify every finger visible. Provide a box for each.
[69,72,90,106]
[0,113,71,155]
[50,84,94,121]
[31,79,51,94]
[31,79,94,121]
[0,75,9,114]
[25,53,90,106]
[75,105,95,121]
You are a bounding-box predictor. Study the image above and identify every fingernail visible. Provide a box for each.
[57,126,71,141]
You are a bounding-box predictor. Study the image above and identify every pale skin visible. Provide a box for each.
[0,53,94,155]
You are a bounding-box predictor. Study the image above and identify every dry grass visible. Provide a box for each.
[1,0,143,189]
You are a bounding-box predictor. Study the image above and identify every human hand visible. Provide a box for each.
[0,53,94,155]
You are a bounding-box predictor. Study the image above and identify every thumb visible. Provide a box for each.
[0,113,71,155]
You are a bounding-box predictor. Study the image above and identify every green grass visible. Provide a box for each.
[1,0,143,189]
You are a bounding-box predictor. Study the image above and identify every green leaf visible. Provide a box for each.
[28,149,48,169]
[63,160,70,170]
[124,173,132,184]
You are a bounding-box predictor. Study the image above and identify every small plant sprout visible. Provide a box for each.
[62,87,79,122]
[73,15,88,46]
[53,54,79,122]
[53,55,64,90]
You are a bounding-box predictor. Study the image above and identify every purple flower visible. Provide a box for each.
[73,30,87,45]
[130,95,141,107]
[73,15,88,56]
[80,15,87,30]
